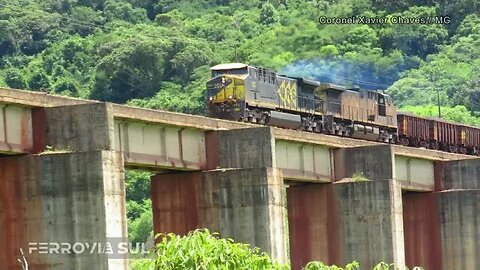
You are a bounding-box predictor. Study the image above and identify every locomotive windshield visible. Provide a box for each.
[211,68,247,77]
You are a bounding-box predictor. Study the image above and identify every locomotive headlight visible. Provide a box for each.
[228,95,233,99]
[221,77,226,83]
[209,96,214,101]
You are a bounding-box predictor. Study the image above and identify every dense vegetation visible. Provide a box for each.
[0,0,478,121]
[125,170,153,245]
[130,229,415,270]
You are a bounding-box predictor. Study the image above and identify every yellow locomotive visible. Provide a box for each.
[206,63,398,142]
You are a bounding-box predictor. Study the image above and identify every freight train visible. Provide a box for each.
[206,63,480,155]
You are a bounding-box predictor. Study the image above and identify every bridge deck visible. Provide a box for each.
[0,87,475,161]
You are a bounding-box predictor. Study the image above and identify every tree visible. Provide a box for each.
[379,6,448,58]
[69,6,105,36]
[128,208,153,244]
[90,38,165,103]
[343,25,379,50]
[455,14,480,38]
[28,70,51,91]
[4,68,26,89]
[126,170,152,203]
[319,45,339,58]
[131,229,289,270]
[103,0,148,23]
[53,77,80,96]
[260,2,278,25]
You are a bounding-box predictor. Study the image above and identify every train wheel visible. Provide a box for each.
[258,114,268,125]
[448,145,457,153]
[420,141,428,148]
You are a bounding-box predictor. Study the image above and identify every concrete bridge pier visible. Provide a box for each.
[0,151,127,270]
[434,160,480,269]
[288,181,406,270]
[151,127,288,263]
[332,146,405,268]
[288,145,405,270]
[0,102,128,270]
[151,167,286,261]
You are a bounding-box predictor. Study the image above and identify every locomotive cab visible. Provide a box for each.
[206,63,249,120]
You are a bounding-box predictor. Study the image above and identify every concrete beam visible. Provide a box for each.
[151,167,287,264]
[1,88,476,162]
[435,159,480,190]
[0,87,96,107]
[0,103,33,154]
[112,104,253,131]
[206,127,276,169]
[334,145,394,181]
[276,141,332,182]
[42,103,115,152]
[273,128,475,161]
[115,120,206,170]
[395,156,435,191]
[0,151,127,270]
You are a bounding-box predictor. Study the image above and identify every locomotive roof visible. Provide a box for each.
[319,83,347,91]
[285,77,321,87]
[210,63,248,70]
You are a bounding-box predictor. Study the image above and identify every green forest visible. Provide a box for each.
[1,0,479,268]
[0,0,479,121]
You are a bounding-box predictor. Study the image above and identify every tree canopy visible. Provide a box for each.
[0,0,478,122]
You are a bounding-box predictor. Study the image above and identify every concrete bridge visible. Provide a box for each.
[1,87,479,269]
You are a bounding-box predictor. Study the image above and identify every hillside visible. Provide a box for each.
[0,0,478,122]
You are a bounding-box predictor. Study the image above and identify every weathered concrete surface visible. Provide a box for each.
[203,168,286,262]
[151,168,287,264]
[115,121,206,170]
[439,190,480,270]
[334,180,405,269]
[43,103,115,152]
[287,184,338,269]
[0,103,33,153]
[0,87,96,107]
[276,141,332,182]
[112,104,254,131]
[395,156,435,191]
[273,128,475,161]
[212,127,276,169]
[41,102,207,170]
[403,192,442,270]
[0,151,127,270]
[435,159,480,190]
[334,145,394,181]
